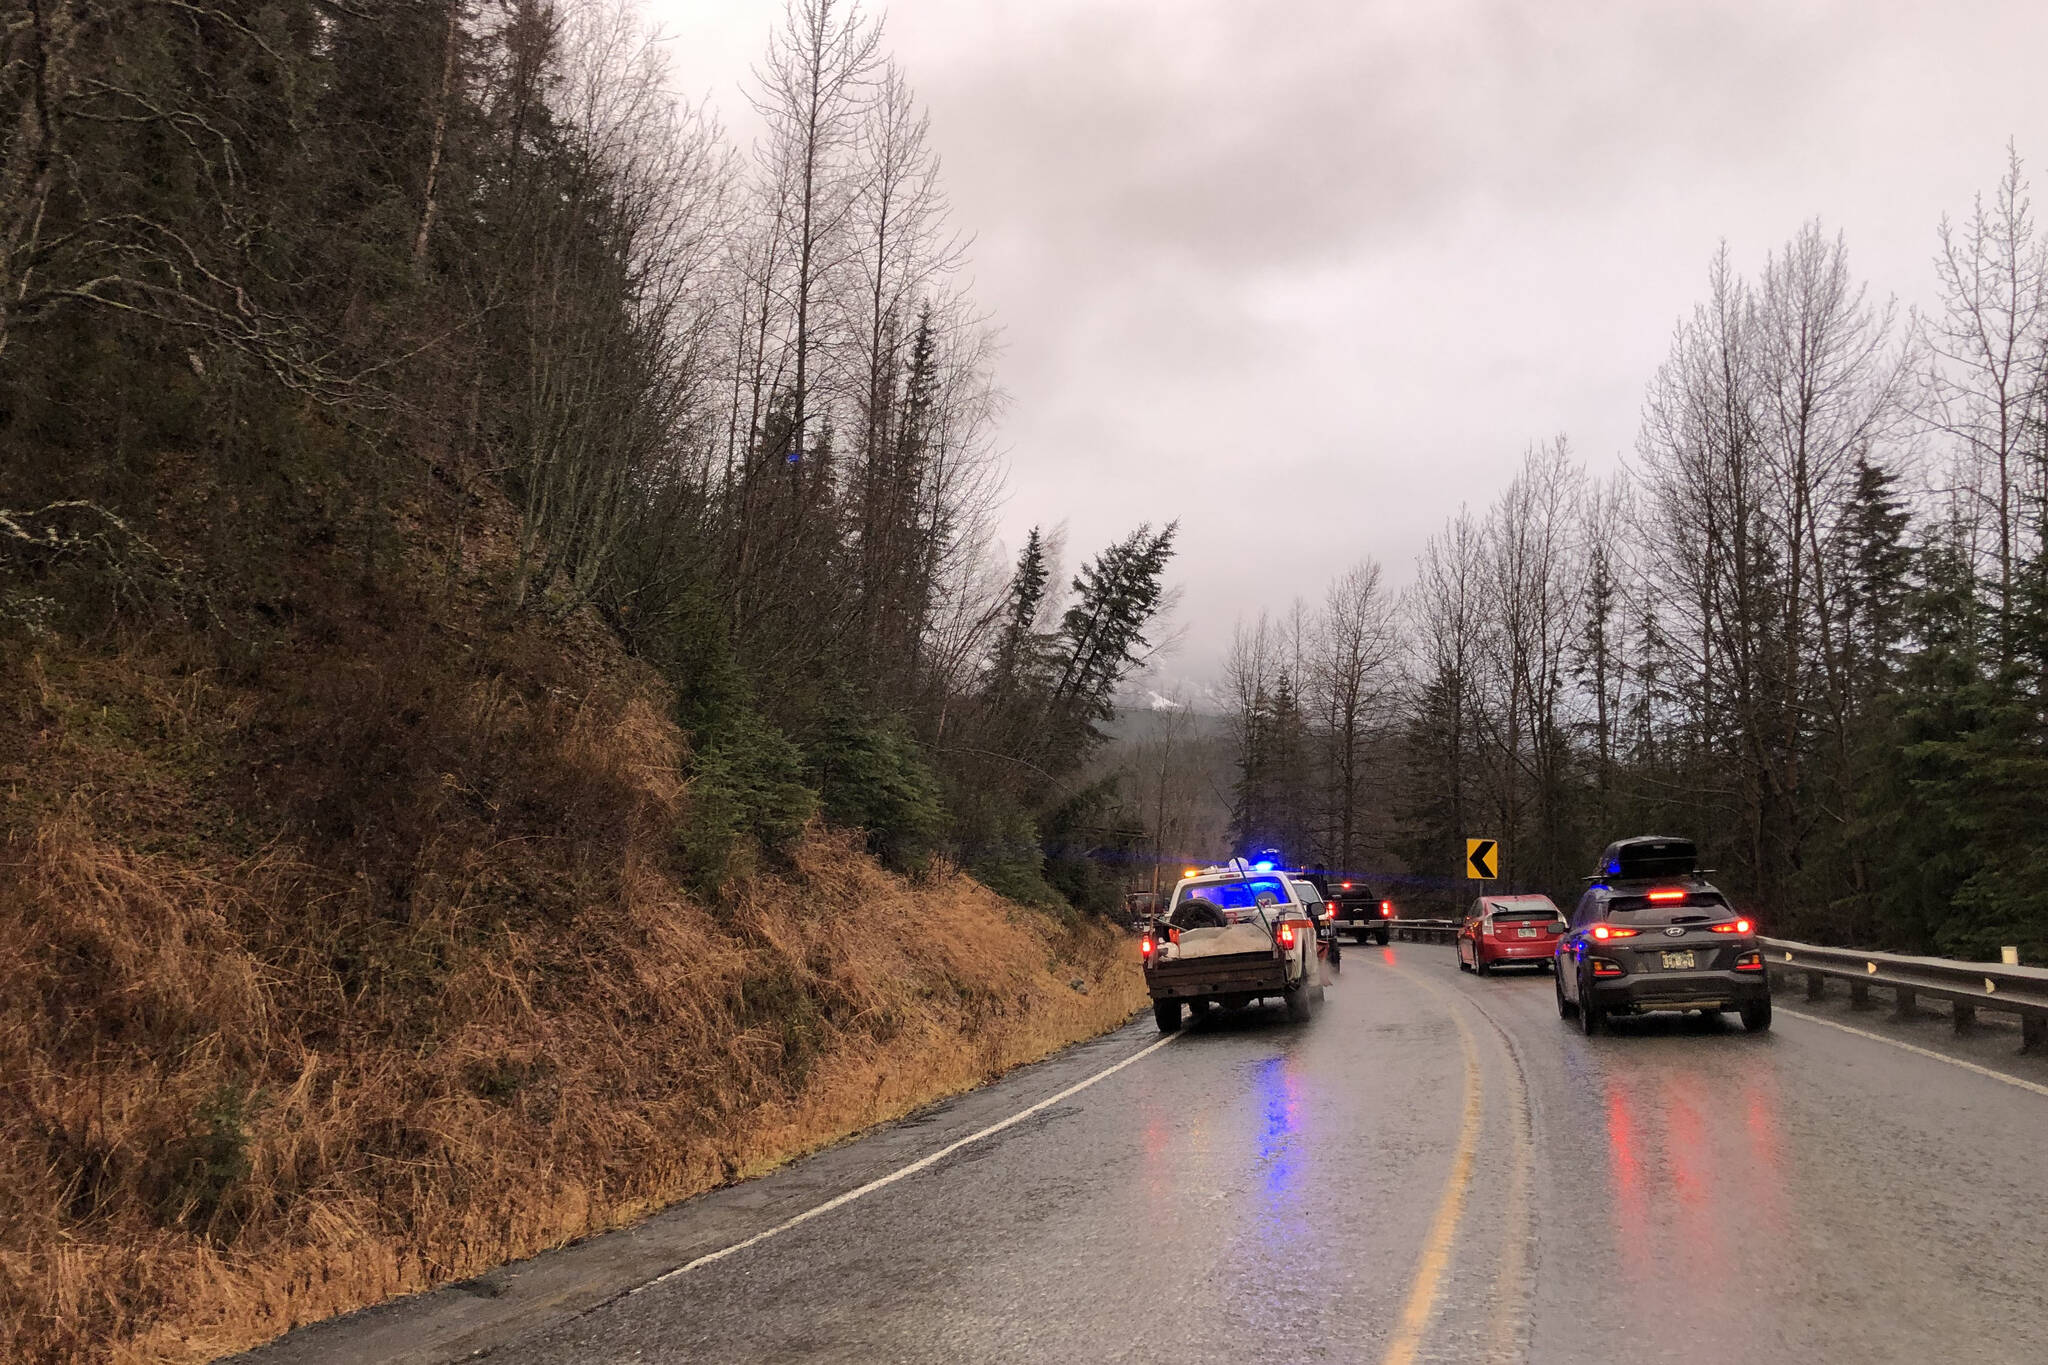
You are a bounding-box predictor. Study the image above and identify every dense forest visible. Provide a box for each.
[1225,155,2048,960]
[0,0,1174,908]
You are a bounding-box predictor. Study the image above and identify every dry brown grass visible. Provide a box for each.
[0,589,1145,1363]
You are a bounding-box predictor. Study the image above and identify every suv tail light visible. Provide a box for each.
[1590,924,1639,940]
[1735,950,1764,972]
[1709,918,1755,934]
[1591,957,1625,977]
[1646,888,1687,903]
[1278,924,1296,948]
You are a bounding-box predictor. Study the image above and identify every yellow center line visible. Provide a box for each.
[1379,965,1485,1365]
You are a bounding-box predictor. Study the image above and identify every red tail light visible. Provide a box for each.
[1341,882,1354,890]
[1140,937,1154,959]
[1735,950,1764,972]
[1591,924,1639,940]
[1592,958,1625,976]
[1709,919,1755,934]
[1380,901,1393,917]
[1278,924,1296,948]
[1646,888,1687,903]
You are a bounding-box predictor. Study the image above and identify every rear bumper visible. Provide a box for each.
[1589,969,1771,1012]
[1477,939,1557,962]
[1145,953,1290,1000]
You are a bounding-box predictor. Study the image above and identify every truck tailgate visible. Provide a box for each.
[1145,949,1286,999]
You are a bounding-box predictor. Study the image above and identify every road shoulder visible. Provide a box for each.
[227,1017,1159,1365]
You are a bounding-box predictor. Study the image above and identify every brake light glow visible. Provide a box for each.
[1278,925,1296,947]
[1646,888,1687,903]
[1140,937,1154,958]
[1341,882,1353,890]
[1709,919,1755,934]
[1591,924,1639,940]
[1380,901,1393,916]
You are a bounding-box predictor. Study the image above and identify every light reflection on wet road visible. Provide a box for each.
[471,945,2048,1365]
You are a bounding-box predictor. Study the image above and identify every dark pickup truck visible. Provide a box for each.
[1329,881,1394,945]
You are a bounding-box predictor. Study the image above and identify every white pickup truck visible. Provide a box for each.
[1140,862,1323,1031]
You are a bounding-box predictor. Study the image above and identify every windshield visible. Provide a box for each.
[1173,877,1293,914]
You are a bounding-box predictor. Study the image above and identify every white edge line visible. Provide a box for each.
[1779,1006,2048,1098]
[632,1029,1181,1292]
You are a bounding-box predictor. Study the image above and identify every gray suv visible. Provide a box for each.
[1554,836,1771,1034]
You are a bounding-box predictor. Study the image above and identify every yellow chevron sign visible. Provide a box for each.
[1466,838,1498,880]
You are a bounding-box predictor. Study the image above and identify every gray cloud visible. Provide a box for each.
[656,0,2048,679]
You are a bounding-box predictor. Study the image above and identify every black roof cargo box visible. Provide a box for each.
[1594,835,1697,881]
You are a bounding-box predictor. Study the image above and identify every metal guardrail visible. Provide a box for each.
[1759,937,2048,1052]
[1387,918,1459,945]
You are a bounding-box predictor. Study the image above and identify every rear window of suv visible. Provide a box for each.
[1605,889,1727,913]
[1172,878,1293,914]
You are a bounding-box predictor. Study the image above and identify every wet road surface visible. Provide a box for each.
[245,944,2048,1364]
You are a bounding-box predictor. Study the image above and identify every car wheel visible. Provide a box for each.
[1329,941,1343,967]
[1579,979,1604,1036]
[1153,999,1182,1033]
[1286,982,1314,1024]
[1555,968,1576,1018]
[1377,928,1391,946]
[1740,999,1773,1033]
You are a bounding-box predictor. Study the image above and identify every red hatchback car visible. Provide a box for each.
[1458,894,1566,974]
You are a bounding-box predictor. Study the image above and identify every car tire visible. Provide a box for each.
[1377,928,1391,946]
[1579,979,1604,1036]
[1286,982,1314,1024]
[1153,999,1182,1033]
[1740,1000,1773,1033]
[1555,969,1577,1018]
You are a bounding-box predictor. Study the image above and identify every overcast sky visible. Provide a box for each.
[651,0,2048,683]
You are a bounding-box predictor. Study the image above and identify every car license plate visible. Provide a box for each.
[1660,950,1696,970]
[1517,927,1538,938]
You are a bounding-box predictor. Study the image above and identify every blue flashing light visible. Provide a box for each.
[1253,860,1275,872]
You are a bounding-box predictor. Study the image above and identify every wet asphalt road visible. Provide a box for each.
[254,943,2048,1365]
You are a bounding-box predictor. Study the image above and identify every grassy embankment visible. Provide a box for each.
[0,501,1145,1364]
